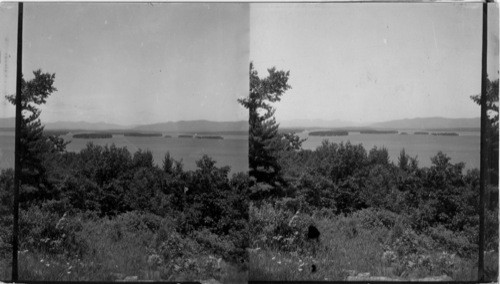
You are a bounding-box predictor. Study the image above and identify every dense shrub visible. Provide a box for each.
[0,170,13,258]
[313,141,367,182]
[251,139,497,280]
[368,146,390,166]
[351,208,401,230]
[249,202,316,253]
[0,140,250,281]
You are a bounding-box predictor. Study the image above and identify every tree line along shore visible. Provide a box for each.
[307,130,460,137]
[67,132,225,139]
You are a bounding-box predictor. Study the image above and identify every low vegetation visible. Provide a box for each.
[0,145,249,282]
[248,143,498,281]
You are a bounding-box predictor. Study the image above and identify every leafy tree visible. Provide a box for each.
[471,77,499,129]
[397,148,419,173]
[76,143,132,187]
[360,164,398,210]
[294,170,336,210]
[368,146,390,166]
[398,149,409,171]
[0,169,14,212]
[314,141,367,182]
[238,63,291,198]
[471,77,499,186]
[0,169,14,255]
[5,70,67,203]
[58,175,102,213]
[171,155,248,239]
[125,166,164,214]
[132,149,154,169]
[162,152,175,174]
[279,132,306,152]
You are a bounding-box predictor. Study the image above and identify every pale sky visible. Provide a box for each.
[0,3,249,125]
[1,3,498,126]
[250,3,499,124]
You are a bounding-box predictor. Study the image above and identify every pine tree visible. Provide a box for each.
[6,69,66,202]
[238,63,291,198]
[471,77,499,186]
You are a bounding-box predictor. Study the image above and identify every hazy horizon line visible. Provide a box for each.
[0,115,482,126]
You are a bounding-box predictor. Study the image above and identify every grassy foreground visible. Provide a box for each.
[249,204,498,281]
[0,210,247,282]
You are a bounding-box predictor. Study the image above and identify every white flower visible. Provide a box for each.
[148,254,163,266]
[382,250,397,263]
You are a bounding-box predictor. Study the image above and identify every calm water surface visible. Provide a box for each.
[300,131,480,170]
[0,132,249,174]
[0,130,481,173]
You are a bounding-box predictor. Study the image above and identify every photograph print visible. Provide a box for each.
[0,3,250,282]
[0,1,498,283]
[247,2,499,282]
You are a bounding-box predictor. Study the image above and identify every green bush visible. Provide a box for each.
[351,208,401,230]
[192,229,236,260]
[427,225,476,257]
[249,202,315,253]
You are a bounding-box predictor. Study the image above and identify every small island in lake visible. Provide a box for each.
[360,130,398,134]
[124,132,162,137]
[73,133,112,139]
[414,131,429,135]
[196,135,224,140]
[431,132,459,136]
[309,130,348,136]
[45,130,70,136]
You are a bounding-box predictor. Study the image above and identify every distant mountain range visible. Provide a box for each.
[280,117,480,130]
[369,117,480,130]
[133,120,248,133]
[0,116,479,132]
[45,121,130,130]
[0,117,248,133]
[279,119,360,129]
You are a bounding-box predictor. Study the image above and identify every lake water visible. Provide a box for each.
[0,132,249,174]
[0,130,481,173]
[299,131,480,170]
